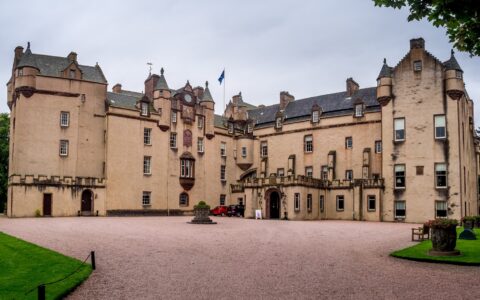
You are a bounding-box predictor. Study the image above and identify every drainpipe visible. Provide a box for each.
[352,182,355,220]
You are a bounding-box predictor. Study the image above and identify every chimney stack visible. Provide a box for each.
[410,38,425,50]
[279,91,294,110]
[14,46,24,60]
[112,83,122,93]
[68,51,77,62]
[346,78,359,97]
[144,74,160,100]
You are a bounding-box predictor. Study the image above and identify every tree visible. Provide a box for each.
[373,0,480,56]
[0,113,9,213]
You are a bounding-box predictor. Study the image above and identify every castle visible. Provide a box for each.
[6,38,479,222]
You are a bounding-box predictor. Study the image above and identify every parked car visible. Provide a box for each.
[227,204,245,217]
[210,205,228,216]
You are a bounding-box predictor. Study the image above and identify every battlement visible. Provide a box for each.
[9,174,105,187]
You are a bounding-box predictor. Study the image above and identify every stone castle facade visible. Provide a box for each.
[6,38,479,222]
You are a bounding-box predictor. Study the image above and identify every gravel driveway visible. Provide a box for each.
[1,216,479,299]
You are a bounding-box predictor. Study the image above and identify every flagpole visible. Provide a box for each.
[223,67,226,114]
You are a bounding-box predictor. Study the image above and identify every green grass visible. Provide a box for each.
[391,228,480,265]
[0,232,92,299]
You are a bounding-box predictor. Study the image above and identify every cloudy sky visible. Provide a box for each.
[1,0,479,119]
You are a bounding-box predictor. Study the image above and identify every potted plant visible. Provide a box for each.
[189,201,216,224]
[426,219,460,256]
[462,216,475,229]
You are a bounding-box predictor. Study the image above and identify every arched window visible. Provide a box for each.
[179,193,189,206]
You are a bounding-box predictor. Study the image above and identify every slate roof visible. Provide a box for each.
[443,51,463,72]
[248,87,379,125]
[214,114,226,128]
[377,59,392,79]
[106,91,141,109]
[154,68,169,90]
[16,51,107,84]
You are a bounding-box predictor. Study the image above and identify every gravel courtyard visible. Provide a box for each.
[1,216,479,299]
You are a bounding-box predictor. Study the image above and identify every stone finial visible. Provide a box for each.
[27,42,31,50]
[383,58,386,64]
[161,67,164,75]
[205,81,209,88]
[451,49,455,56]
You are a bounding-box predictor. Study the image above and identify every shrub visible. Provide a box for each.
[35,209,41,217]
[194,201,210,209]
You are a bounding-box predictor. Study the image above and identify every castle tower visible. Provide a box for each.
[200,81,215,139]
[153,68,172,131]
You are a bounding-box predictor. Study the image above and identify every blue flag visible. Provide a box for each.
[218,70,225,84]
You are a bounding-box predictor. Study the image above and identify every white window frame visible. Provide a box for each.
[413,60,422,71]
[142,191,151,206]
[141,102,149,116]
[321,166,328,180]
[394,118,405,141]
[375,141,382,153]
[143,156,151,175]
[394,164,406,189]
[220,142,226,157]
[346,170,353,181]
[305,166,313,177]
[304,135,313,153]
[435,163,447,188]
[220,165,226,181]
[354,104,363,117]
[59,140,69,156]
[277,168,285,177]
[336,195,345,211]
[170,132,177,148]
[345,137,353,149]
[197,116,204,128]
[180,159,193,178]
[247,123,253,133]
[60,111,70,128]
[455,70,463,79]
[144,128,152,145]
[312,110,319,123]
[197,138,204,153]
[434,115,446,139]
[171,111,177,123]
[435,201,447,218]
[260,142,268,157]
[394,201,406,219]
[294,193,300,212]
[275,117,282,129]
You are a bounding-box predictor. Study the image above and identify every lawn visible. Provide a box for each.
[0,232,92,299]
[391,228,480,265]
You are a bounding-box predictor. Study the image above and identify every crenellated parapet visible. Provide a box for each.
[9,174,105,188]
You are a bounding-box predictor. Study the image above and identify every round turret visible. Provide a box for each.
[376,58,393,106]
[444,50,464,100]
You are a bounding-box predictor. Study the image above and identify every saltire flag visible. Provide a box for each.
[218,69,225,84]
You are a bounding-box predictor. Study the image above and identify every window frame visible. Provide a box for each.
[143,156,152,175]
[220,194,226,206]
[180,159,194,178]
[141,102,149,116]
[394,200,406,219]
[345,170,353,181]
[60,111,70,128]
[294,193,300,212]
[260,141,268,157]
[375,141,382,153]
[413,60,422,71]
[179,193,189,207]
[220,165,226,181]
[435,200,447,218]
[171,111,177,123]
[277,168,285,177]
[367,195,376,211]
[394,118,405,142]
[275,117,282,129]
[319,195,324,212]
[434,115,447,139]
[144,128,152,145]
[336,195,345,211]
[170,132,177,149]
[394,164,406,189]
[197,116,204,129]
[304,135,313,153]
[354,104,364,117]
[142,191,151,206]
[307,194,312,212]
[345,137,353,149]
[312,110,319,123]
[321,166,328,180]
[59,140,69,157]
[220,142,227,157]
[455,70,463,79]
[241,146,247,158]
[305,166,313,178]
[435,163,447,189]
[197,137,204,153]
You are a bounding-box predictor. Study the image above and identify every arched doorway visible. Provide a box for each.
[81,190,93,215]
[269,191,280,219]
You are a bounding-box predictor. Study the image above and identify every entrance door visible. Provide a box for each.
[43,194,52,216]
[269,192,280,219]
[81,190,93,214]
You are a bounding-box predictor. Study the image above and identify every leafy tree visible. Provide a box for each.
[373,0,480,56]
[0,113,9,213]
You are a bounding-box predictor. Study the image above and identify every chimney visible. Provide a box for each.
[346,78,359,97]
[410,38,425,50]
[68,51,78,62]
[193,86,204,98]
[14,46,24,60]
[232,92,243,105]
[144,74,160,100]
[279,91,294,110]
[112,83,122,93]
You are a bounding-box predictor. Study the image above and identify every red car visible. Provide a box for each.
[210,205,228,216]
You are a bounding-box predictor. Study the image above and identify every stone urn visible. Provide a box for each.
[462,217,475,230]
[428,219,460,256]
[189,201,217,224]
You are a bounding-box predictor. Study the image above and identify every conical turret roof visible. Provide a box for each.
[376,58,392,80]
[443,50,463,72]
[17,42,39,70]
[154,67,169,90]
[200,81,214,103]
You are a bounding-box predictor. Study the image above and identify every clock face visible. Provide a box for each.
[184,94,192,103]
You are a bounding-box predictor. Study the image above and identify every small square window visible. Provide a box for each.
[59,140,69,156]
[305,166,313,177]
[277,168,285,177]
[336,195,345,211]
[413,60,422,71]
[345,170,353,181]
[142,191,151,206]
[368,195,376,211]
[60,111,70,128]
[455,70,463,79]
[179,193,189,206]
[345,137,352,149]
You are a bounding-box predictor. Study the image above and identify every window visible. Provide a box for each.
[260,142,268,157]
[220,194,226,206]
[416,166,424,176]
[142,191,151,206]
[170,133,177,148]
[305,166,313,177]
[375,141,382,153]
[220,165,226,181]
[413,60,422,71]
[394,164,405,189]
[141,102,149,116]
[345,137,352,149]
[144,128,152,145]
[307,194,312,212]
[180,159,194,178]
[336,195,344,211]
[247,123,253,133]
[435,163,447,188]
[435,201,447,218]
[179,193,189,206]
[227,123,233,134]
[197,138,204,153]
[455,70,463,79]
[394,118,405,141]
[18,68,23,76]
[59,140,69,156]
[277,168,285,177]
[60,111,70,128]
[69,69,76,78]
[434,115,446,139]
[319,195,324,212]
[394,201,406,219]
[198,116,204,128]
[220,142,226,156]
[275,117,282,129]
[171,111,177,123]
[320,166,328,181]
[368,195,376,211]
[312,110,319,123]
[345,170,353,181]
[304,135,313,153]
[143,156,151,175]
[294,193,300,212]
[354,104,363,117]
[241,147,247,158]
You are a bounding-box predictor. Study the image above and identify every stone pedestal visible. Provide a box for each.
[189,207,216,224]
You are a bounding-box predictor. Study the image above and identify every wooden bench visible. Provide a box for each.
[412,225,430,241]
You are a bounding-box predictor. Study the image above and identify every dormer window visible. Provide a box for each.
[141,102,149,116]
[247,123,253,133]
[312,110,319,123]
[354,104,364,117]
[69,69,76,79]
[455,71,462,79]
[228,123,234,134]
[275,117,282,129]
[413,60,422,71]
